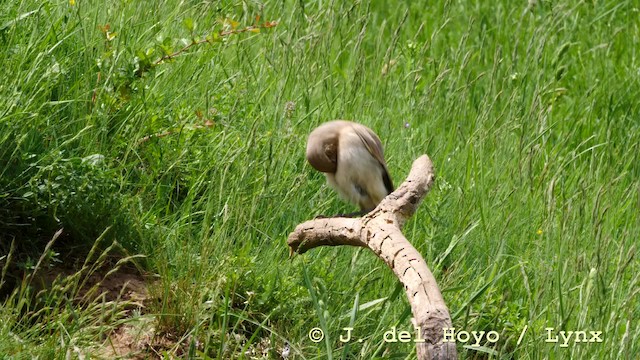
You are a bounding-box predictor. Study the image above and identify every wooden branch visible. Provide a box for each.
[288,155,457,360]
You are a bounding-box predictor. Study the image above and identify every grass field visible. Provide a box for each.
[1,0,639,358]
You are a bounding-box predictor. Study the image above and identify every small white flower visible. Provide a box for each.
[282,342,290,359]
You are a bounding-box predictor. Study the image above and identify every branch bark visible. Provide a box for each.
[288,155,457,359]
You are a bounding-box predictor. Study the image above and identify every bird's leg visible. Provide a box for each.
[314,210,366,219]
[335,209,368,218]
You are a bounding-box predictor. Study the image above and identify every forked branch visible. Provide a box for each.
[288,155,457,360]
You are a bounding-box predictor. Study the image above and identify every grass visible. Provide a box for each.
[1,0,638,358]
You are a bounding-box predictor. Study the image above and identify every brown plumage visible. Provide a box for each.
[306,120,394,212]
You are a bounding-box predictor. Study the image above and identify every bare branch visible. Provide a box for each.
[288,155,457,359]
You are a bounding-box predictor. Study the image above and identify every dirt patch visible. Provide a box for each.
[32,265,167,358]
[99,315,157,359]
[32,264,151,305]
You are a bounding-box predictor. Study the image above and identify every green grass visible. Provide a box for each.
[1,0,638,358]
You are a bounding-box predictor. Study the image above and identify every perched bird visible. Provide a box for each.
[306,120,394,213]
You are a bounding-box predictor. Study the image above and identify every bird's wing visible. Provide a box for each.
[351,124,395,193]
[351,124,386,165]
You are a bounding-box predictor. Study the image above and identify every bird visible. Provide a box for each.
[306,120,394,213]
